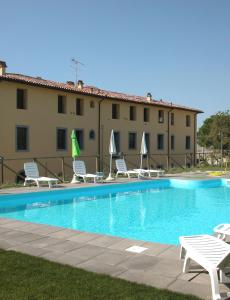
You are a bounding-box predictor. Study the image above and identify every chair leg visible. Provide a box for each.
[36,180,40,188]
[209,269,221,300]
[219,269,230,283]
[183,254,191,273]
[180,246,186,259]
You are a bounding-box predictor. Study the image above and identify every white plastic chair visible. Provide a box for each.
[72,160,103,183]
[133,168,165,177]
[214,224,230,240]
[24,162,58,188]
[115,159,140,178]
[180,234,230,300]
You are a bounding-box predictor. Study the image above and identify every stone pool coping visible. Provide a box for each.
[0,176,230,299]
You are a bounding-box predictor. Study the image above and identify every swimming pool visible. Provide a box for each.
[0,179,229,245]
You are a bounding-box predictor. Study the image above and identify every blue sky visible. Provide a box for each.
[1,0,229,126]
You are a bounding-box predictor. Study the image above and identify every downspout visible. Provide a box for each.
[193,113,197,167]
[98,98,105,171]
[167,105,173,170]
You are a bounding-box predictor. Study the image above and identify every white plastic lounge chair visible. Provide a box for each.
[214,224,230,240]
[180,235,230,300]
[73,160,103,183]
[133,168,165,177]
[115,159,140,178]
[24,162,58,188]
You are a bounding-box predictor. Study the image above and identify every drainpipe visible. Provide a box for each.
[167,105,174,170]
[98,98,105,171]
[193,113,197,167]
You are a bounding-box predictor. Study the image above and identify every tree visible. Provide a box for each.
[198,111,230,150]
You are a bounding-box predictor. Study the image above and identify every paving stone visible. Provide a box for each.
[1,230,29,240]
[40,251,65,262]
[55,253,87,266]
[9,244,49,257]
[91,249,133,266]
[87,234,123,248]
[141,241,171,256]
[48,229,81,239]
[43,240,83,253]
[25,237,61,248]
[108,238,145,251]
[0,227,12,234]
[68,244,106,260]
[0,218,14,225]
[0,239,19,250]
[157,245,181,260]
[118,269,175,289]
[15,223,44,233]
[68,232,100,243]
[168,279,212,299]
[76,259,126,276]
[10,233,43,243]
[147,258,183,277]
[32,225,63,236]
[117,254,160,271]
[0,220,25,229]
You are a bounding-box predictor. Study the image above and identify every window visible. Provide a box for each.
[171,135,175,150]
[16,126,29,151]
[112,103,119,119]
[90,100,95,108]
[186,115,191,127]
[17,89,27,109]
[186,136,191,150]
[145,133,150,152]
[114,131,120,152]
[58,95,66,114]
[128,132,136,150]
[57,128,67,150]
[129,106,136,121]
[157,134,164,150]
[75,129,84,150]
[76,98,84,115]
[89,130,95,140]
[143,107,150,122]
[171,113,174,125]
[158,110,164,123]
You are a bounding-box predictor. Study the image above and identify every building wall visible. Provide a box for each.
[0,80,197,183]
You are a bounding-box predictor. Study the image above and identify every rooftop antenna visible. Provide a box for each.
[70,58,85,84]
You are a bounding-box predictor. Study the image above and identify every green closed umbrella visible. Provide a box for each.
[71,130,81,184]
[71,130,80,159]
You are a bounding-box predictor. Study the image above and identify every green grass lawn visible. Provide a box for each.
[0,249,200,300]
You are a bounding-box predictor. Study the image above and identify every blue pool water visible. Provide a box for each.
[0,179,230,245]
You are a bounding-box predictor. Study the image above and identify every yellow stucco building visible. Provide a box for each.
[0,61,202,183]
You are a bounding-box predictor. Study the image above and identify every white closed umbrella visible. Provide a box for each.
[140,132,148,169]
[106,130,117,181]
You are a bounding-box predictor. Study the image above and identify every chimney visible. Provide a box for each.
[77,80,84,89]
[146,92,152,102]
[66,81,75,86]
[0,61,7,75]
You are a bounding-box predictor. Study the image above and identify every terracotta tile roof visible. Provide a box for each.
[0,73,203,113]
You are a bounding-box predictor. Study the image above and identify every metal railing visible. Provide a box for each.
[0,151,230,184]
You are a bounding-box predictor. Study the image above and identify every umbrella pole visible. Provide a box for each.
[140,154,143,170]
[71,157,80,183]
[106,154,114,181]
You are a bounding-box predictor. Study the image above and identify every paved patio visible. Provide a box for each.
[0,175,230,299]
[0,217,230,300]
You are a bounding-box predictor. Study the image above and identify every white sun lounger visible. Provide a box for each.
[133,168,165,177]
[115,159,140,179]
[214,224,230,240]
[180,234,230,300]
[24,162,58,188]
[73,160,103,183]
